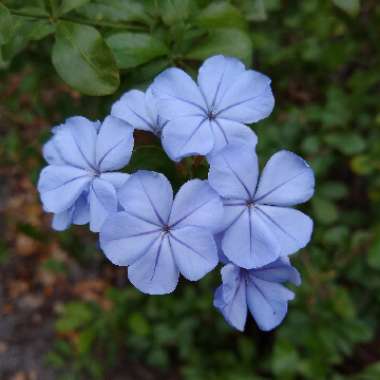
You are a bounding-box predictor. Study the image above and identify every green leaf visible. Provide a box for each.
[52,21,120,95]
[237,0,267,21]
[160,0,193,26]
[0,4,13,45]
[58,0,91,15]
[106,32,168,69]
[195,2,246,30]
[77,0,150,24]
[325,132,366,155]
[367,230,380,270]
[187,28,253,65]
[55,302,94,333]
[332,0,360,16]
[312,197,339,225]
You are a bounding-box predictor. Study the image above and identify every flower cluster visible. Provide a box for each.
[38,55,315,332]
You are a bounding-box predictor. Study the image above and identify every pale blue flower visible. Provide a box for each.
[111,85,167,137]
[208,144,315,269]
[99,170,224,295]
[151,55,274,161]
[38,116,133,232]
[214,258,301,331]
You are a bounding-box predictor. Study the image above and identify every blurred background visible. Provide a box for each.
[1,0,380,379]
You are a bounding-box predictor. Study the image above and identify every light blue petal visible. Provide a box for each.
[53,116,99,170]
[145,86,167,135]
[43,137,65,165]
[254,150,315,206]
[89,178,117,232]
[216,70,275,124]
[197,55,245,110]
[95,116,134,171]
[208,118,258,155]
[72,193,90,225]
[111,89,155,132]
[169,179,224,233]
[52,208,74,231]
[255,205,313,256]
[162,116,213,161]
[213,264,247,331]
[38,165,91,213]
[128,235,179,295]
[169,226,218,281]
[152,67,207,119]
[222,207,280,269]
[246,276,294,331]
[99,172,130,189]
[118,171,173,226]
[208,143,258,200]
[251,258,301,286]
[100,211,162,266]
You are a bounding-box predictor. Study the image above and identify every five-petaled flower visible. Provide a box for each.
[152,55,274,161]
[99,171,224,295]
[214,258,301,331]
[38,116,133,232]
[208,144,315,269]
[111,85,167,137]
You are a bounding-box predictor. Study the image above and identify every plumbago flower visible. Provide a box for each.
[111,86,167,137]
[152,54,274,161]
[214,258,301,331]
[38,116,133,232]
[208,143,315,269]
[99,171,224,295]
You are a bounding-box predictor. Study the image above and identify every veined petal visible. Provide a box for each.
[214,279,247,332]
[169,226,218,281]
[99,172,130,190]
[89,178,117,232]
[216,70,275,124]
[162,116,213,161]
[254,150,315,206]
[111,89,155,132]
[251,258,301,286]
[100,211,162,266]
[152,67,207,119]
[255,205,313,256]
[53,117,99,170]
[209,118,258,155]
[118,171,173,226]
[208,143,258,200]
[169,179,224,233]
[95,116,134,171]
[43,137,65,165]
[221,207,281,269]
[52,208,74,231]
[38,165,91,213]
[197,55,246,110]
[246,276,294,331]
[128,235,179,295]
[72,194,90,225]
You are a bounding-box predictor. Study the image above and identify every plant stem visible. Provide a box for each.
[9,10,148,31]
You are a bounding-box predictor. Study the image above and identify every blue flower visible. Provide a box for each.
[38,116,133,232]
[208,144,315,269]
[111,85,167,137]
[152,54,274,161]
[99,171,224,295]
[214,258,301,331]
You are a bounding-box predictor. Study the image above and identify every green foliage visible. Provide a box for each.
[52,21,120,95]
[1,0,380,379]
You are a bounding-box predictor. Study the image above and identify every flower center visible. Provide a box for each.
[162,224,171,233]
[207,110,216,121]
[245,200,255,208]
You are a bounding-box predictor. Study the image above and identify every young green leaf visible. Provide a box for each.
[58,0,91,15]
[0,4,13,45]
[333,0,360,16]
[106,32,168,69]
[195,2,247,29]
[52,21,120,95]
[187,28,253,65]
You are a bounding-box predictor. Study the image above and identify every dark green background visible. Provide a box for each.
[0,0,380,379]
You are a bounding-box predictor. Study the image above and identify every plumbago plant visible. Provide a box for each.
[37,54,315,331]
